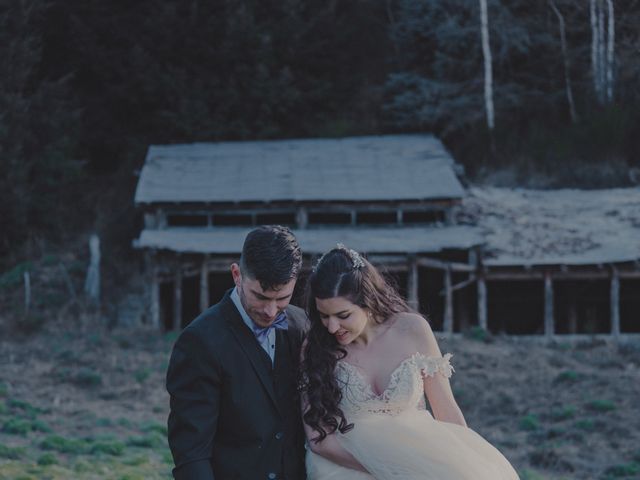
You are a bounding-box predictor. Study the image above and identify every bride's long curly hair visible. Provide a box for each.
[300,247,410,442]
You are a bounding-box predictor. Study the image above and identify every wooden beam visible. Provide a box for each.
[443,267,453,334]
[485,269,640,281]
[200,257,210,313]
[544,271,554,337]
[439,276,476,294]
[416,257,475,273]
[477,273,488,331]
[610,269,620,338]
[407,255,419,311]
[173,268,182,331]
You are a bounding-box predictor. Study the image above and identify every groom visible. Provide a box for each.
[166,225,308,480]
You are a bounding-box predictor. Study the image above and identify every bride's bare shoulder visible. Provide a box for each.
[390,312,433,338]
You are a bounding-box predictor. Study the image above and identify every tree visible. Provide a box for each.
[479,0,495,130]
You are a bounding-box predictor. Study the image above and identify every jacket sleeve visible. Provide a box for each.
[166,328,220,480]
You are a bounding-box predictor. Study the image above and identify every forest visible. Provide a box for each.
[2,0,640,268]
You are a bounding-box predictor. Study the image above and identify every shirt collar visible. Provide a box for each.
[230,286,255,333]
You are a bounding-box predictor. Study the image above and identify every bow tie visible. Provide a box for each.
[252,311,288,343]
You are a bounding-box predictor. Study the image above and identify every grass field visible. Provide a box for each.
[1,326,639,479]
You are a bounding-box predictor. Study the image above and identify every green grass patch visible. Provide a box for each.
[519,469,546,480]
[574,419,596,431]
[134,368,152,384]
[37,452,58,466]
[519,414,540,431]
[162,450,174,464]
[0,443,26,459]
[127,433,165,449]
[141,421,167,436]
[31,419,52,433]
[40,435,90,454]
[117,417,135,429]
[550,405,576,421]
[0,402,6,415]
[122,455,149,466]
[587,399,616,412]
[89,440,125,456]
[7,399,43,418]
[603,462,640,478]
[0,382,8,397]
[0,262,32,289]
[464,326,490,343]
[96,417,113,427]
[554,370,581,383]
[3,418,32,435]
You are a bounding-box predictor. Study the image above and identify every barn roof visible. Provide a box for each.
[462,187,640,266]
[134,226,483,255]
[134,134,465,204]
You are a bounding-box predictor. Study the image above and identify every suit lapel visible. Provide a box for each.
[221,293,282,417]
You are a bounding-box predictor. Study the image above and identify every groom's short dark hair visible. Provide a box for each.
[240,225,302,290]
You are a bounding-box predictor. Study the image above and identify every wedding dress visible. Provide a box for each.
[306,353,520,479]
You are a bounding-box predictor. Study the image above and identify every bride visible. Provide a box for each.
[299,245,519,479]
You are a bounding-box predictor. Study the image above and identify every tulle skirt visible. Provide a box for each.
[306,409,519,480]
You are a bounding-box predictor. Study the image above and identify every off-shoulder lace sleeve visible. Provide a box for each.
[416,353,454,379]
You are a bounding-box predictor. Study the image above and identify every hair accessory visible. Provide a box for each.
[336,243,365,269]
[312,244,365,272]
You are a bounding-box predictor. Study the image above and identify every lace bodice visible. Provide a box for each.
[336,353,454,417]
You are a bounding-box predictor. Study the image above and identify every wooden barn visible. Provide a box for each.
[133,134,640,338]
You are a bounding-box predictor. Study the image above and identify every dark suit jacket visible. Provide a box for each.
[166,289,309,480]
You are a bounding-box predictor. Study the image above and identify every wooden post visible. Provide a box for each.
[610,268,620,337]
[150,266,160,329]
[173,267,182,331]
[200,257,210,312]
[407,255,419,311]
[443,267,453,334]
[24,271,31,316]
[544,271,554,337]
[477,272,488,331]
[296,207,308,229]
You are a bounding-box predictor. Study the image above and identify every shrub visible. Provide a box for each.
[37,452,58,466]
[464,326,491,343]
[7,399,42,418]
[0,262,32,289]
[554,370,580,383]
[127,433,164,449]
[31,419,52,433]
[96,417,112,427]
[2,418,31,435]
[0,382,8,397]
[89,440,125,456]
[40,435,89,454]
[519,414,540,431]
[587,399,616,412]
[134,368,151,384]
[122,455,148,466]
[141,422,167,436]
[0,443,25,459]
[574,419,596,431]
[604,462,640,478]
[551,405,576,421]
